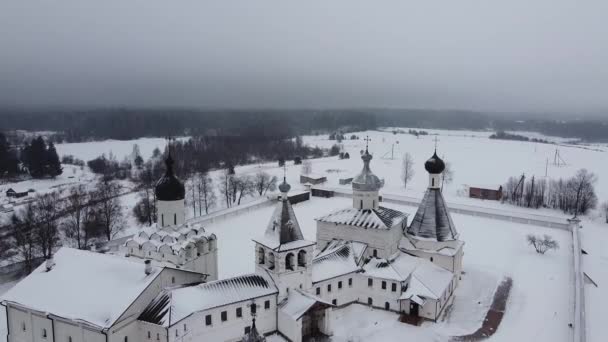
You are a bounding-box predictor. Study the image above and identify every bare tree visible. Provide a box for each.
[253,171,278,196]
[187,177,197,217]
[62,185,90,249]
[219,169,235,208]
[527,234,559,254]
[571,169,597,216]
[602,202,608,224]
[197,173,216,215]
[301,160,312,175]
[401,153,414,190]
[234,175,255,205]
[93,179,124,240]
[34,192,61,258]
[9,205,39,272]
[441,161,454,191]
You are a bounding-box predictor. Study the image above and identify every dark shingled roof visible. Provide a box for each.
[263,196,305,246]
[407,188,458,241]
[352,150,383,192]
[155,155,185,201]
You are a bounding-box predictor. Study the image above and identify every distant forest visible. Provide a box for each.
[0,108,607,142]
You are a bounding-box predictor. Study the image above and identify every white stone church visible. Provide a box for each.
[1,146,464,342]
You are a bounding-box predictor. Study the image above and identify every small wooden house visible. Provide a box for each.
[469,185,503,201]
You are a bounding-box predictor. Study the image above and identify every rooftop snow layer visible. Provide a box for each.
[312,240,366,283]
[144,272,278,327]
[279,289,333,320]
[254,197,307,250]
[315,206,407,230]
[1,247,162,329]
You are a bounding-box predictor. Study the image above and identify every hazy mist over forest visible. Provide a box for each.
[1,0,608,114]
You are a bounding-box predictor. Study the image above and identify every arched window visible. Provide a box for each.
[385,302,390,310]
[432,178,435,187]
[161,214,164,227]
[258,247,265,264]
[367,297,373,306]
[42,328,47,338]
[286,253,295,271]
[373,249,378,258]
[172,276,176,284]
[174,213,177,225]
[297,250,307,267]
[68,337,72,342]
[147,331,151,339]
[268,252,275,270]
[125,336,129,342]
[360,199,363,209]
[430,257,434,262]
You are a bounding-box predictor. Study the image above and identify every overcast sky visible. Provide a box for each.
[1,0,607,113]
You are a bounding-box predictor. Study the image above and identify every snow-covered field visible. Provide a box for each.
[200,196,573,341]
[55,137,189,162]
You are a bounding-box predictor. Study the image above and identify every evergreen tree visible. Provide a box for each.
[0,132,19,177]
[25,137,47,178]
[46,141,63,177]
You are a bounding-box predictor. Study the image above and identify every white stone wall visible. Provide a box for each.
[168,294,278,342]
[316,222,402,259]
[278,309,301,342]
[312,274,360,307]
[157,200,185,228]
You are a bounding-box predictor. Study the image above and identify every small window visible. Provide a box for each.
[68,337,72,342]
[385,302,390,310]
[264,300,270,309]
[21,322,26,331]
[161,214,164,226]
[368,278,373,287]
[367,297,373,305]
[391,283,397,292]
[381,281,387,290]
[184,324,187,331]
[430,257,434,262]
[327,284,332,293]
[244,326,251,334]
[316,287,320,295]
[156,333,160,341]
[205,314,212,326]
[147,331,151,339]
[373,249,378,258]
[332,299,337,305]
[221,311,227,322]
[174,213,177,225]
[42,328,47,338]
[175,330,178,337]
[348,278,353,287]
[125,337,129,342]
[338,281,343,289]
[172,276,175,284]
[236,307,242,318]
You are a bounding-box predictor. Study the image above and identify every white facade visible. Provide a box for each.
[157,199,185,229]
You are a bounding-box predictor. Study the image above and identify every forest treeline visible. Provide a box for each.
[2,108,607,142]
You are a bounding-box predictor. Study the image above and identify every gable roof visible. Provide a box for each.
[315,206,407,230]
[254,197,310,250]
[407,188,459,241]
[140,272,278,327]
[312,240,366,283]
[279,289,333,320]
[1,248,162,329]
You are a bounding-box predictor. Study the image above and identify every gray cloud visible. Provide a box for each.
[1,0,607,113]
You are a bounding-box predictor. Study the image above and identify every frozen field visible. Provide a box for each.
[202,196,573,342]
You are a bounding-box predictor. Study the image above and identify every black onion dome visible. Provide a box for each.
[424,152,445,174]
[278,178,291,193]
[155,155,185,201]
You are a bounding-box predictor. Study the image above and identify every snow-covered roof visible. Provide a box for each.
[363,252,453,300]
[278,289,333,320]
[312,240,366,283]
[407,188,459,241]
[1,248,162,329]
[399,235,464,257]
[140,272,278,327]
[254,196,312,251]
[126,226,215,253]
[315,206,407,230]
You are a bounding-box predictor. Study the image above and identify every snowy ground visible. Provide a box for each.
[200,196,573,341]
[55,137,189,162]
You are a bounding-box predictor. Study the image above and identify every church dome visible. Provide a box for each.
[352,150,383,192]
[155,155,185,201]
[424,152,445,174]
[278,178,291,193]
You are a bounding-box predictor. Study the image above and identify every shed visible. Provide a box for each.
[338,177,353,185]
[300,174,327,185]
[469,185,503,201]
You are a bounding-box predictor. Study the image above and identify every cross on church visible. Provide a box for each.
[433,136,440,151]
[283,163,287,181]
[364,135,371,151]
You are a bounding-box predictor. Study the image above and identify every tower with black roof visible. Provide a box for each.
[155,153,186,228]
